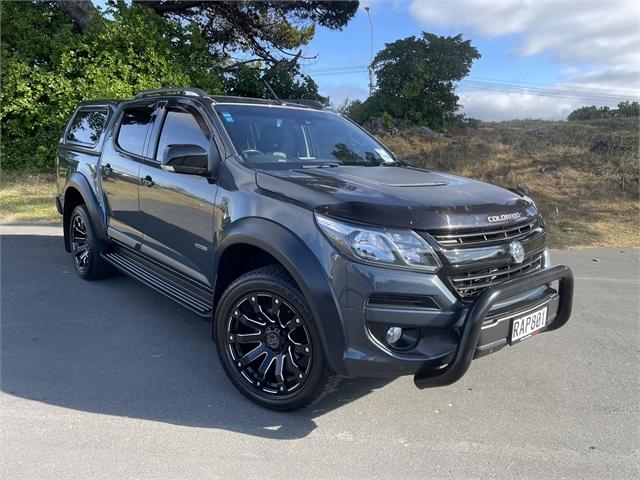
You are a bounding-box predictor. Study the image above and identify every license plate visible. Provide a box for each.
[511,306,548,343]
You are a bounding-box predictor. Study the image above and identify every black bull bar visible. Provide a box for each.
[414,264,574,389]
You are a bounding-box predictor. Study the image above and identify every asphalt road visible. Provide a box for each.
[1,225,638,479]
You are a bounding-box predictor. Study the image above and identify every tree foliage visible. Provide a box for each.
[348,33,480,130]
[1,2,225,170]
[224,64,327,104]
[1,1,353,171]
[567,101,640,121]
[134,1,358,70]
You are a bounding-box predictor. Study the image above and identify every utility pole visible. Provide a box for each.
[365,6,374,96]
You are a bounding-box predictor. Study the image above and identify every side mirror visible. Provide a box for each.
[161,144,210,175]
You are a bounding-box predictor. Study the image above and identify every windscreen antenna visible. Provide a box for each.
[262,79,283,105]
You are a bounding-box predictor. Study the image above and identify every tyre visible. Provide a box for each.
[68,204,113,280]
[214,265,340,411]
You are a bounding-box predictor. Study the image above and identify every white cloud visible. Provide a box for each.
[410,0,640,119]
[410,0,639,66]
[458,92,582,121]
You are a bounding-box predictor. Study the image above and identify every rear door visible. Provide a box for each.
[138,99,219,286]
[100,101,159,246]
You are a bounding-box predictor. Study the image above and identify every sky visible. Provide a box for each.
[297,0,640,120]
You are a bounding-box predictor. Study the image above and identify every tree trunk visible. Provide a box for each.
[58,1,98,30]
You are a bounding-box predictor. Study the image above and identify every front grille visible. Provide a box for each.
[431,217,540,249]
[450,252,543,299]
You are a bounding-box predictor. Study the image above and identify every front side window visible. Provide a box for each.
[155,107,211,162]
[214,105,397,169]
[116,105,155,156]
[66,109,108,146]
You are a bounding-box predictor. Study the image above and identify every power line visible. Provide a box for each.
[458,85,618,103]
[306,66,367,75]
[458,80,639,102]
[460,79,639,101]
[301,66,639,102]
[468,75,639,96]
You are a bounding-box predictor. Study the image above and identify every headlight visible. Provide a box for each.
[315,213,441,272]
[522,196,539,217]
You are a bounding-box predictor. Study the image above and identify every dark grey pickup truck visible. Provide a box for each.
[56,88,573,410]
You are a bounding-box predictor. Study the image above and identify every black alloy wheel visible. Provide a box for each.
[71,212,90,272]
[225,292,313,395]
[68,204,113,280]
[215,265,339,410]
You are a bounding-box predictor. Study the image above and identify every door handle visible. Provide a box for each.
[141,175,155,188]
[103,163,112,176]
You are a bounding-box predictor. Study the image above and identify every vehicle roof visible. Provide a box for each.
[208,95,285,106]
[76,99,123,108]
[76,94,323,110]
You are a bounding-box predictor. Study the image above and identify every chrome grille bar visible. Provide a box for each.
[453,255,542,283]
[451,253,543,298]
[431,218,539,248]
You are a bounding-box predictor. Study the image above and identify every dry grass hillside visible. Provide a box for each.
[374,118,639,248]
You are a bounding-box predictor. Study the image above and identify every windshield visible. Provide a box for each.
[214,104,397,168]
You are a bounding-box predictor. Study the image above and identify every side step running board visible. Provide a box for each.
[102,248,213,317]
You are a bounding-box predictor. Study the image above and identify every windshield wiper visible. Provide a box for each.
[356,160,404,167]
[300,162,342,169]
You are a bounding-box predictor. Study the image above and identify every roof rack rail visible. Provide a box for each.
[284,99,325,110]
[135,87,208,99]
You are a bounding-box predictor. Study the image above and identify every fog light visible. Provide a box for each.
[385,326,403,345]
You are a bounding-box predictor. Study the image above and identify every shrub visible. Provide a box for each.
[1,2,223,171]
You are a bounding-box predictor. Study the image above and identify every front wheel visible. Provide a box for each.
[214,265,340,411]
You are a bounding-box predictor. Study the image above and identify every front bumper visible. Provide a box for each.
[414,264,573,388]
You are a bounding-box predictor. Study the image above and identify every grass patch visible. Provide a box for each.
[0,172,60,224]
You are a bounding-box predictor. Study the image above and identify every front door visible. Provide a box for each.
[101,102,158,245]
[138,101,218,286]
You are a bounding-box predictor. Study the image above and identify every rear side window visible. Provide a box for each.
[116,105,155,156]
[66,109,108,146]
